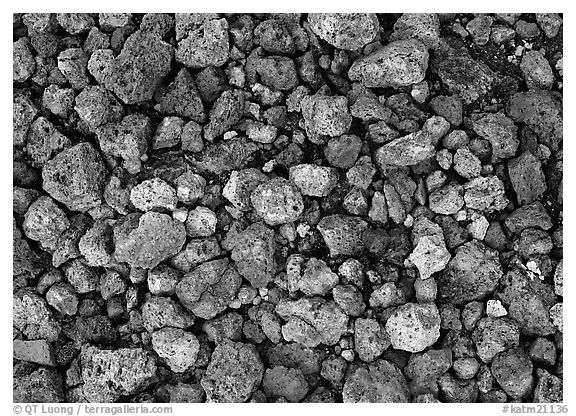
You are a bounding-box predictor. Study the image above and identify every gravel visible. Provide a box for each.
[13,12,562,404]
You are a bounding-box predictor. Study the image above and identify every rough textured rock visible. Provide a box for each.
[176,258,241,319]
[42,142,107,212]
[230,222,276,288]
[308,13,379,50]
[11,12,564,404]
[201,341,264,403]
[301,94,352,139]
[81,346,157,402]
[507,90,562,151]
[491,348,534,399]
[438,241,503,305]
[103,30,173,104]
[385,303,441,352]
[289,164,338,197]
[262,366,309,402]
[349,39,429,88]
[343,360,409,402]
[276,297,348,347]
[317,215,367,257]
[176,18,229,69]
[251,178,304,226]
[472,317,520,363]
[375,131,435,167]
[355,318,391,362]
[152,328,200,373]
[113,212,186,269]
[13,368,64,403]
[508,151,547,206]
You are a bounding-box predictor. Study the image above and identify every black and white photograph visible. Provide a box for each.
[9,8,568,410]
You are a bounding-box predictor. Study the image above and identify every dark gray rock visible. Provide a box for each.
[201,341,264,403]
[103,30,173,104]
[342,360,409,402]
[438,241,503,305]
[42,142,107,212]
[508,151,547,206]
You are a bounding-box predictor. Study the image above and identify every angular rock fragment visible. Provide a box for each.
[289,164,338,197]
[504,201,552,234]
[391,13,441,49]
[13,339,56,366]
[74,85,123,131]
[25,117,71,167]
[263,366,309,402]
[176,258,241,319]
[308,13,379,50]
[156,68,205,122]
[429,183,464,215]
[491,348,534,400]
[408,217,451,280]
[472,317,520,363]
[464,176,509,212]
[13,368,63,403]
[276,297,348,347]
[81,346,157,402]
[176,18,229,69]
[230,222,276,288]
[438,241,503,305]
[223,169,267,211]
[201,341,264,403]
[507,90,562,151]
[13,291,61,341]
[385,302,441,353]
[250,178,304,226]
[354,318,390,362]
[471,113,518,162]
[343,360,409,402]
[317,214,367,257]
[404,349,452,394]
[298,258,339,296]
[130,178,178,212]
[113,212,186,269]
[534,369,563,403]
[203,90,245,141]
[375,131,435,167]
[96,113,151,174]
[42,142,107,212]
[142,296,194,332]
[507,151,547,205]
[433,47,495,104]
[103,30,173,104]
[23,196,69,252]
[520,50,554,90]
[349,39,429,88]
[301,94,352,139]
[152,328,200,373]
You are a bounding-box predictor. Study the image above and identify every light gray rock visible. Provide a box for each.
[349,39,428,88]
[81,345,157,402]
[385,302,441,353]
[152,328,199,373]
[289,164,338,197]
[308,13,379,50]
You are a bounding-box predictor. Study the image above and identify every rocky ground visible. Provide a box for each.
[13,13,563,403]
